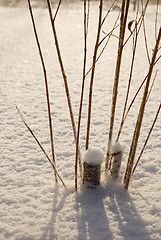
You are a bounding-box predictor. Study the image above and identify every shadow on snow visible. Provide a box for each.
[39,180,151,240]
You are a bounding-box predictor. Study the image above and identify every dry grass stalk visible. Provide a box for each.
[75,0,89,190]
[116,0,150,142]
[105,0,130,170]
[155,0,159,41]
[53,0,62,22]
[86,0,103,150]
[141,0,150,64]
[132,103,161,175]
[123,27,161,190]
[116,20,138,142]
[122,69,158,132]
[116,0,159,141]
[16,106,67,188]
[27,0,57,182]
[146,70,158,102]
[46,0,82,167]
[85,18,120,78]
[123,0,150,48]
[101,0,117,26]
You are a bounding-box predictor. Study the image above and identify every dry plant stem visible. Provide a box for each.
[155,54,161,64]
[106,0,130,169]
[75,0,88,190]
[124,27,161,190]
[132,103,161,175]
[85,19,120,78]
[116,2,142,142]
[146,70,158,102]
[87,0,90,32]
[27,0,57,182]
[155,0,159,41]
[53,0,61,22]
[46,0,78,149]
[101,0,117,26]
[116,22,138,142]
[123,0,150,48]
[99,22,120,47]
[16,106,67,188]
[86,0,103,150]
[141,0,150,64]
[122,65,159,129]
[85,3,121,79]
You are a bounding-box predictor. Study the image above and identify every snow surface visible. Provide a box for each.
[83,148,104,165]
[0,2,161,240]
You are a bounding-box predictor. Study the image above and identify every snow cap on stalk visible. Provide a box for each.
[111,142,125,155]
[84,148,104,165]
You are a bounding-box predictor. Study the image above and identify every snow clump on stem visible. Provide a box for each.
[83,148,104,165]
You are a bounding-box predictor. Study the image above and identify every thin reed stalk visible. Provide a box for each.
[116,0,159,140]
[141,0,150,64]
[16,106,66,188]
[101,0,117,26]
[123,27,161,190]
[155,0,159,41]
[116,20,138,142]
[146,70,158,102]
[132,103,161,175]
[75,0,89,190]
[27,0,57,182]
[53,0,61,22]
[105,0,130,170]
[85,1,121,79]
[85,18,120,78]
[46,0,80,156]
[119,67,159,137]
[123,0,150,48]
[86,0,103,150]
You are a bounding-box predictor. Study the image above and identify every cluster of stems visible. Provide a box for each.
[18,0,160,191]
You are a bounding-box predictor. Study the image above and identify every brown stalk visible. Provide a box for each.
[86,0,103,150]
[146,70,158,102]
[101,0,117,26]
[123,27,161,190]
[155,0,159,41]
[53,0,61,22]
[116,20,138,142]
[105,0,130,170]
[46,0,79,153]
[155,54,161,65]
[27,0,57,182]
[141,0,150,64]
[132,103,161,175]
[123,0,150,48]
[85,19,120,78]
[120,67,159,135]
[16,106,66,188]
[75,0,89,190]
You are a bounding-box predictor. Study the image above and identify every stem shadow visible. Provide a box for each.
[75,181,152,240]
[75,186,113,240]
[39,185,66,240]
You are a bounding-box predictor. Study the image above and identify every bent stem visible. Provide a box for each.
[27,0,57,182]
[16,106,67,188]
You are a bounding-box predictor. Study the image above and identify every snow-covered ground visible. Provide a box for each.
[0,2,161,240]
